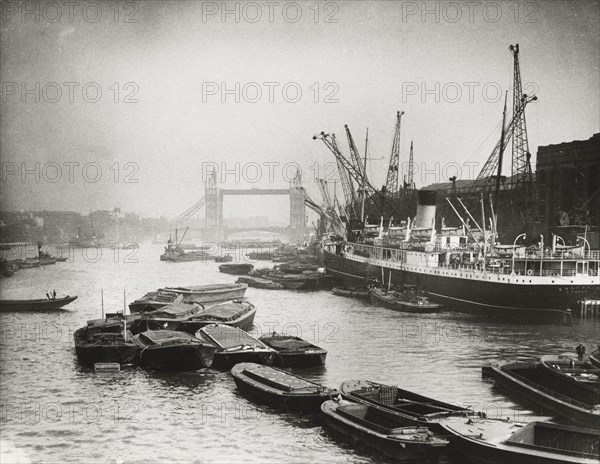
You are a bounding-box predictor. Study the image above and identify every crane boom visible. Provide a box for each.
[385,111,404,194]
[336,158,356,217]
[469,94,537,192]
[313,131,358,217]
[300,186,345,235]
[314,132,381,201]
[345,125,367,183]
[318,179,333,209]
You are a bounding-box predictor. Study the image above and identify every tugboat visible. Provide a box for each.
[160,228,212,262]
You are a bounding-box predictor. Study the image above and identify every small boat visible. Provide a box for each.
[214,254,233,263]
[540,355,600,391]
[39,257,57,265]
[196,324,274,369]
[157,283,247,304]
[0,294,77,312]
[321,399,448,461]
[74,315,143,367]
[332,287,370,299]
[160,228,212,262]
[236,275,283,290]
[258,270,334,290]
[259,333,327,367]
[490,359,600,428]
[218,263,254,275]
[231,363,338,411]
[17,259,40,269]
[128,291,183,313]
[246,250,273,260]
[340,380,477,434]
[275,261,322,274]
[135,330,216,371]
[161,250,212,262]
[441,418,600,464]
[369,287,443,313]
[176,300,256,333]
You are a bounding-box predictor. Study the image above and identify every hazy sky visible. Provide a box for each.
[1,0,598,222]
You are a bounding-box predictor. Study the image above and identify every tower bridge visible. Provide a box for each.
[170,171,306,241]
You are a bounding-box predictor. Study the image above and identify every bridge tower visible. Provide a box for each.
[205,171,224,240]
[289,169,307,241]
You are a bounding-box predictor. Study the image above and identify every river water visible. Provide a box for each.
[1,244,598,463]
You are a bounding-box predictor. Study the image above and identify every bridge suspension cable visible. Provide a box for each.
[168,197,206,224]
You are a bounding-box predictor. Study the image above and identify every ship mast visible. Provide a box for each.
[494,92,508,214]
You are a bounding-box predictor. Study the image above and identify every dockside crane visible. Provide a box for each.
[317,179,345,234]
[345,125,368,185]
[509,43,538,219]
[385,111,405,195]
[318,179,333,210]
[336,158,357,219]
[313,132,360,218]
[301,185,345,236]
[509,44,532,183]
[314,132,383,212]
[468,93,537,195]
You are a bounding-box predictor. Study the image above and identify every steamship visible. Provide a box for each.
[323,191,600,324]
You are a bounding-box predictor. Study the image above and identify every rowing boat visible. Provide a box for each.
[0,295,77,312]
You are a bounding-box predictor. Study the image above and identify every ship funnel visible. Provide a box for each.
[414,190,437,228]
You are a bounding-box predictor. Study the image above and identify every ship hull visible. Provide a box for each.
[324,250,597,324]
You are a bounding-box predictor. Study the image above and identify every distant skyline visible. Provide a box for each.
[1,0,598,223]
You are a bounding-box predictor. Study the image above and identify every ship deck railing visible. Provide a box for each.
[348,243,599,278]
[350,243,600,262]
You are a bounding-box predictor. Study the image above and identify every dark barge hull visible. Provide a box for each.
[321,401,447,461]
[74,327,142,368]
[211,351,274,370]
[272,352,327,368]
[324,250,591,324]
[75,345,141,367]
[332,287,369,299]
[230,364,335,411]
[446,428,597,464]
[490,361,600,428]
[139,345,215,370]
